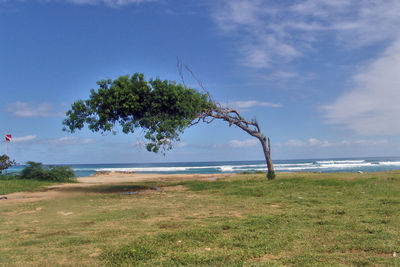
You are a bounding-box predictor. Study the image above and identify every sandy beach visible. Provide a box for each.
[78,172,234,184]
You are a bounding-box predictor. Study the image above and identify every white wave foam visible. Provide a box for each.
[219,166,235,172]
[231,164,264,168]
[275,166,321,171]
[316,160,365,164]
[234,167,267,172]
[275,163,314,167]
[97,164,269,173]
[74,159,400,174]
[318,163,373,168]
[234,163,314,169]
[378,161,400,166]
[276,162,373,171]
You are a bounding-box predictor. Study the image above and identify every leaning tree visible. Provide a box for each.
[62,73,276,179]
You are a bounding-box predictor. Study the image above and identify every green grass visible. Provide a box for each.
[0,179,57,195]
[0,172,399,266]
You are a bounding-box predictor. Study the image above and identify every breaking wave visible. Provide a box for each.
[34,157,400,177]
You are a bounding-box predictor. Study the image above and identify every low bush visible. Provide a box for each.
[20,161,76,182]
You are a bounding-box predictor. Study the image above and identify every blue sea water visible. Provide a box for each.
[7,156,400,177]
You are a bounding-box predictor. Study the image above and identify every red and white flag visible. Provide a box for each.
[5,134,11,142]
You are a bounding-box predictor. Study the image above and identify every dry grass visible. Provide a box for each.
[0,172,399,266]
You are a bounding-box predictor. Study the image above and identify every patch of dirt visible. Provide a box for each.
[89,248,102,258]
[270,204,282,208]
[162,185,187,192]
[227,210,244,218]
[80,221,95,227]
[1,173,235,205]
[248,253,285,262]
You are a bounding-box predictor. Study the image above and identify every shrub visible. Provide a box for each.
[0,154,16,174]
[20,161,76,182]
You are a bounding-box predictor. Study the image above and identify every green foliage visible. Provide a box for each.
[0,154,16,174]
[63,73,213,153]
[20,161,76,182]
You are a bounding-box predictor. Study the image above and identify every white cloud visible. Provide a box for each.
[211,1,400,136]
[284,139,306,147]
[228,139,258,148]
[66,0,154,7]
[281,138,388,148]
[5,101,64,118]
[322,39,400,135]
[265,71,299,81]
[308,138,330,147]
[292,0,400,47]
[11,135,37,143]
[5,135,94,145]
[352,140,388,146]
[212,0,301,69]
[0,0,153,7]
[211,0,400,69]
[283,138,331,148]
[223,100,282,110]
[48,136,94,145]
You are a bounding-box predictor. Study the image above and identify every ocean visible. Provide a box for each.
[7,156,400,177]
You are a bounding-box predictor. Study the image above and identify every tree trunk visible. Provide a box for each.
[192,104,276,179]
[259,136,275,179]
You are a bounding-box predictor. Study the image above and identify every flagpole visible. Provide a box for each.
[4,134,11,156]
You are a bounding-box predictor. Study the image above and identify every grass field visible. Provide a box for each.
[0,179,63,195]
[0,172,399,266]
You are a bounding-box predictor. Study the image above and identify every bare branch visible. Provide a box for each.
[179,63,215,105]
[178,65,276,179]
[188,117,202,127]
[177,58,187,88]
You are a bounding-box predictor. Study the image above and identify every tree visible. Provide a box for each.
[63,73,275,179]
[0,154,16,175]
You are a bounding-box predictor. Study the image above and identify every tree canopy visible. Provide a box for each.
[0,154,16,174]
[63,73,213,153]
[63,72,275,179]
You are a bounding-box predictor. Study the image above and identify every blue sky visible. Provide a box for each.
[1,0,399,164]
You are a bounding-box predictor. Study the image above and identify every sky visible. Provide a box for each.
[1,0,399,164]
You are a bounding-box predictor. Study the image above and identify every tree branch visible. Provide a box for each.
[196,105,263,140]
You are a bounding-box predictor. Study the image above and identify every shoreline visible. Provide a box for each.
[6,157,400,177]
